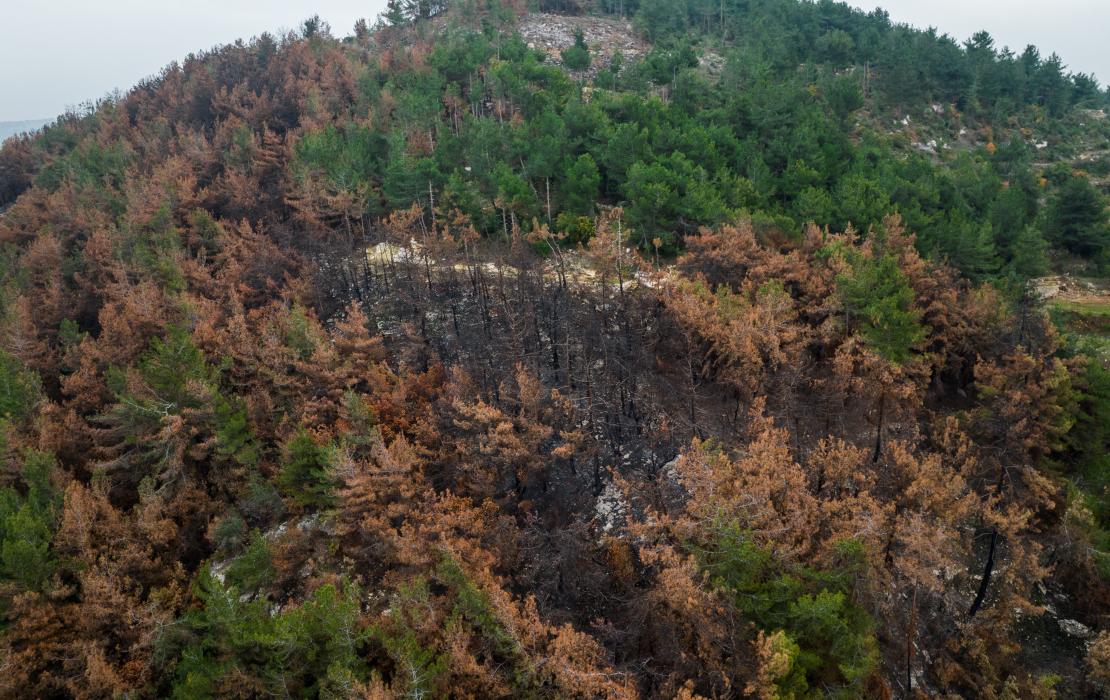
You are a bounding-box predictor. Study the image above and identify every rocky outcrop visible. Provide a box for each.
[518,13,649,79]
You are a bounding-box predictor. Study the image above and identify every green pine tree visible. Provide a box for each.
[1007,226,1050,279]
[0,349,40,420]
[1045,176,1110,259]
[279,428,338,509]
[214,396,259,468]
[139,325,217,409]
[838,252,927,365]
[0,451,59,592]
[560,29,591,71]
[562,154,600,216]
[163,571,365,698]
[384,0,407,26]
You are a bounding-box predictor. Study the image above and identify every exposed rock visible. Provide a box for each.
[518,13,649,79]
[1032,276,1065,299]
[660,456,681,486]
[698,51,726,75]
[1031,274,1110,305]
[913,139,939,155]
[367,240,422,266]
[594,480,629,534]
[210,514,333,588]
[1058,618,1094,640]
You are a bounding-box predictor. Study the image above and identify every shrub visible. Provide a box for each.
[560,29,591,71]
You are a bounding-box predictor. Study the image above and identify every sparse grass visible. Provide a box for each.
[1052,299,1110,317]
[1073,336,1110,362]
[1050,300,1110,359]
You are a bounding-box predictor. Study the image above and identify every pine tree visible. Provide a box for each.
[1007,226,1050,279]
[384,0,407,26]
[0,451,59,591]
[279,428,338,509]
[213,396,259,468]
[1045,176,1110,259]
[166,572,366,697]
[562,153,600,216]
[838,252,927,365]
[561,29,592,71]
[0,349,40,420]
[139,324,217,409]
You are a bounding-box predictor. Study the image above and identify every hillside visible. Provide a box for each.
[0,1,1108,698]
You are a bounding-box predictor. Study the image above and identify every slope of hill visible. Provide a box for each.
[0,2,1107,698]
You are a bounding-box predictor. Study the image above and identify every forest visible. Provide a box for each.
[0,0,1108,697]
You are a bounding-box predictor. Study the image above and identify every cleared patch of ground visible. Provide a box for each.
[517,13,649,79]
[1034,275,1110,308]
[1036,275,1110,358]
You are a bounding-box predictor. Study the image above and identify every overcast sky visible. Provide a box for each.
[854,1,1109,84]
[1,0,1105,122]
[0,0,388,122]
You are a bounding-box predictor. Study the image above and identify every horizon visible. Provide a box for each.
[1,0,1105,122]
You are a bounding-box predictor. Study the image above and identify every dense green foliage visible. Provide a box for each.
[161,573,365,698]
[627,1,1103,116]
[279,429,338,509]
[1046,176,1110,261]
[34,140,130,194]
[223,531,276,594]
[836,247,927,364]
[0,350,41,420]
[1064,357,1110,578]
[696,522,879,698]
[288,0,1109,274]
[0,451,60,593]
